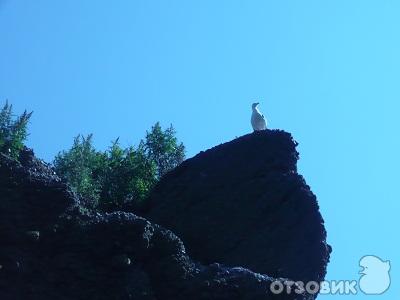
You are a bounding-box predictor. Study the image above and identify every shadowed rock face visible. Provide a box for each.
[147,130,331,284]
[0,147,312,300]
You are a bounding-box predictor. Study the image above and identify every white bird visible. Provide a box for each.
[251,102,267,131]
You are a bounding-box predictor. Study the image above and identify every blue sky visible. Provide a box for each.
[0,1,398,298]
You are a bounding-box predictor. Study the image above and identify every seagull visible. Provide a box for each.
[251,102,267,131]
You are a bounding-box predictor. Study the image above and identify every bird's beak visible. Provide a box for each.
[359,267,365,275]
[256,102,259,106]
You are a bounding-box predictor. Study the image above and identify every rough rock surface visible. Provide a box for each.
[147,130,331,284]
[0,147,312,300]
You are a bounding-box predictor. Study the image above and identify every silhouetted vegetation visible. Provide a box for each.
[54,122,185,212]
[0,101,185,212]
[0,101,32,159]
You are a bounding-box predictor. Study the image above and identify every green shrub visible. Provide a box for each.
[54,123,185,212]
[95,139,157,211]
[53,134,102,208]
[0,101,32,159]
[140,122,185,178]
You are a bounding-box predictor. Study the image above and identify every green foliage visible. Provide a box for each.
[95,139,157,211]
[0,101,32,159]
[54,123,185,212]
[53,135,102,208]
[140,122,185,178]
[0,100,184,212]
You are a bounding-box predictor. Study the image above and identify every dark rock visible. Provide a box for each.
[111,254,132,269]
[0,146,317,299]
[147,130,331,285]
[25,231,40,242]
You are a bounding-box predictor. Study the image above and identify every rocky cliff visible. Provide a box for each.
[147,130,331,284]
[0,130,330,300]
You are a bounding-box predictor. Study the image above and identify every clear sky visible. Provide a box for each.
[0,1,398,298]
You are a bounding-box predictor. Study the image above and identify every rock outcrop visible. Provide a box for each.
[1,147,310,300]
[0,129,331,300]
[147,130,331,284]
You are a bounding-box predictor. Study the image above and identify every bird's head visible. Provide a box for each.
[252,102,259,109]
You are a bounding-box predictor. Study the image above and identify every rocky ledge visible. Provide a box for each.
[147,130,331,285]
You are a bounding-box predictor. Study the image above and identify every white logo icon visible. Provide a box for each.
[359,255,391,294]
